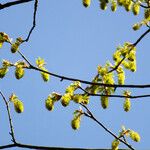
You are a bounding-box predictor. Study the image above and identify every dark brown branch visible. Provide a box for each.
[0,143,127,150]
[23,0,38,42]
[0,91,16,143]
[13,52,150,88]
[80,103,134,150]
[78,86,150,99]
[0,0,33,10]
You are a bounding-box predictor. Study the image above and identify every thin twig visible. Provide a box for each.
[78,86,150,99]
[0,0,33,10]
[0,91,16,143]
[23,0,38,42]
[80,103,134,150]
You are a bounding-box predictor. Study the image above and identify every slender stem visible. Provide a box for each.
[23,0,38,42]
[80,103,134,150]
[79,86,150,99]
[0,91,16,143]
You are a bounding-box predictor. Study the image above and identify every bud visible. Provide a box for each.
[144,8,150,21]
[101,96,109,109]
[111,1,117,12]
[0,67,8,78]
[71,115,81,130]
[45,96,54,111]
[15,66,25,79]
[117,0,124,5]
[61,93,71,107]
[111,139,120,150]
[11,43,19,53]
[124,0,133,12]
[129,61,136,72]
[14,100,24,113]
[132,2,140,15]
[82,0,91,7]
[100,2,107,10]
[51,92,62,101]
[41,68,50,82]
[132,23,141,31]
[130,131,140,142]
[123,98,131,112]
[9,93,18,102]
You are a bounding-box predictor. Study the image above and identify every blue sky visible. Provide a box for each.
[0,0,150,149]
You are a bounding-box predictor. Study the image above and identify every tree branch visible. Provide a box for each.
[78,86,150,99]
[23,0,38,42]
[0,91,16,143]
[0,0,33,10]
[0,143,127,150]
[80,103,134,150]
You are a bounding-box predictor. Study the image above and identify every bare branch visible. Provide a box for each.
[23,0,38,42]
[0,91,16,143]
[0,142,128,150]
[80,103,134,150]
[0,0,33,10]
[78,86,150,99]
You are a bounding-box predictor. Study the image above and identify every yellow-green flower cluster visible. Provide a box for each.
[113,42,137,73]
[123,90,131,112]
[0,32,11,48]
[71,109,83,130]
[99,0,109,10]
[0,59,11,78]
[130,130,141,142]
[14,61,27,79]
[9,93,24,113]
[11,37,23,53]
[36,57,50,82]
[111,139,120,150]
[72,94,89,104]
[61,81,81,107]
[45,92,62,111]
[117,66,125,85]
[101,96,109,109]
[82,0,91,7]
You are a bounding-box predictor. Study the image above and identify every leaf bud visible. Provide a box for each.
[15,66,25,79]
[100,96,109,109]
[0,67,8,78]
[71,114,81,130]
[14,99,24,113]
[41,67,50,82]
[45,96,54,111]
[123,98,131,112]
[82,0,91,7]
[130,131,140,142]
[132,2,140,15]
[61,93,72,107]
[111,139,120,150]
[111,1,117,12]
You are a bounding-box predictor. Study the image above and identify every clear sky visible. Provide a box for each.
[0,0,150,149]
